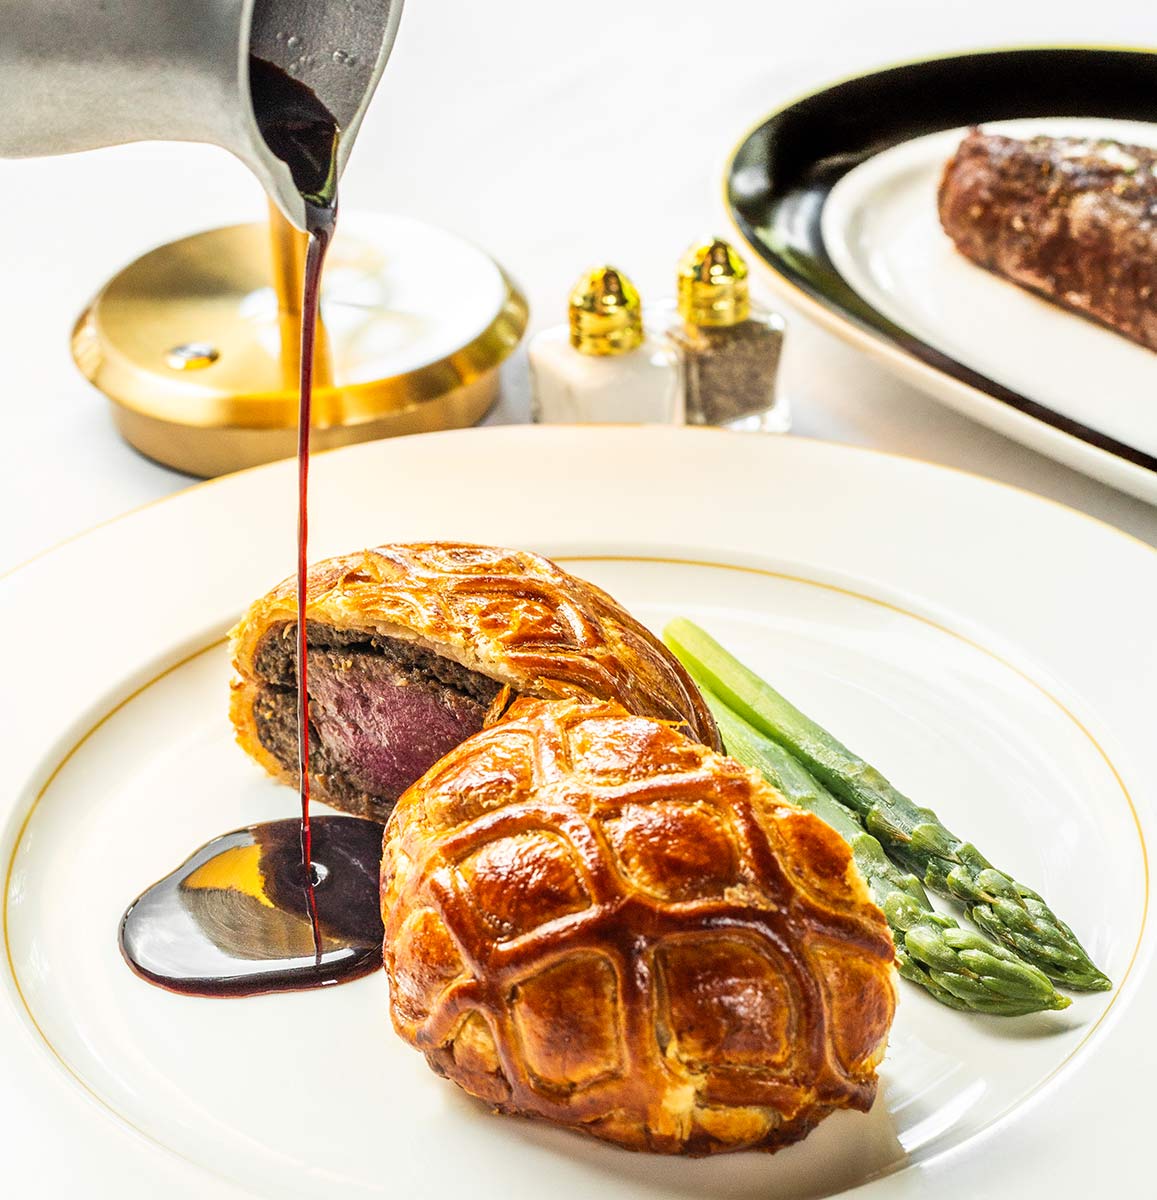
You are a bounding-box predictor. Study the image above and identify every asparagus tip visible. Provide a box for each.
[1076,970,1113,993]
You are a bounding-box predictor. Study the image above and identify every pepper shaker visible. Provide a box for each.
[666,238,788,431]
[528,266,683,425]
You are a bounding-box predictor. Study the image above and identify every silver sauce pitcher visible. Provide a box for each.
[0,0,404,229]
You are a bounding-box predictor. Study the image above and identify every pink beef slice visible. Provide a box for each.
[250,624,505,817]
[306,649,489,798]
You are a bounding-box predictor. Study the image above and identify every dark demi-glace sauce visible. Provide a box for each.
[119,817,385,997]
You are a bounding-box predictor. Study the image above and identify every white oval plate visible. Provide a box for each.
[2,426,1154,1199]
[725,48,1157,506]
[823,119,1157,469]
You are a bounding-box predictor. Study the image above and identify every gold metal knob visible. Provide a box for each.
[568,266,644,355]
[677,238,751,327]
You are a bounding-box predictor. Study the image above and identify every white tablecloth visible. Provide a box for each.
[4,0,1157,573]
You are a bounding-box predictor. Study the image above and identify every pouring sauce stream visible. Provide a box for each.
[119,59,385,997]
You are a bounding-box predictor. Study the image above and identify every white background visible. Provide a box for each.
[3,0,1157,571]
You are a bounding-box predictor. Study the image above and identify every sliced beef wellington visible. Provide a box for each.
[229,543,720,820]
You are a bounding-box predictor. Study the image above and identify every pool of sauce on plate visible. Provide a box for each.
[120,817,385,996]
[119,59,385,998]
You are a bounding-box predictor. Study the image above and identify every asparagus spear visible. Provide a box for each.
[665,618,1110,992]
[700,691,1069,1014]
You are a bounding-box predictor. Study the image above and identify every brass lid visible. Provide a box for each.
[568,266,644,355]
[71,212,528,477]
[677,238,750,326]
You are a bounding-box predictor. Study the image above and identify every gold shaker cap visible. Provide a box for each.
[569,266,644,355]
[677,238,751,326]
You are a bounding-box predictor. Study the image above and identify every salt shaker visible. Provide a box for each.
[528,266,683,424]
[666,239,787,431]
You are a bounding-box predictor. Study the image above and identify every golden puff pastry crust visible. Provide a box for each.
[229,543,720,818]
[381,698,897,1156]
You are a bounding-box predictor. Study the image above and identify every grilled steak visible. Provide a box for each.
[938,129,1157,350]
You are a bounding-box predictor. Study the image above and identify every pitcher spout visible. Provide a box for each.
[0,0,403,229]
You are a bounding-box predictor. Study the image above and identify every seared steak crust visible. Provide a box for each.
[938,129,1157,350]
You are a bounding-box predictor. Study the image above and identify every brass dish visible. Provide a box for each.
[72,216,528,477]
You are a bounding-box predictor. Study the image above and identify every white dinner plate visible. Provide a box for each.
[3,426,1154,1198]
